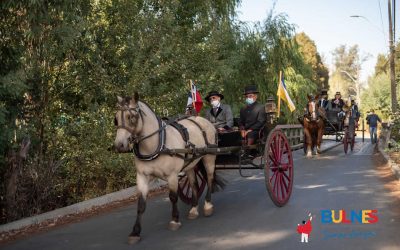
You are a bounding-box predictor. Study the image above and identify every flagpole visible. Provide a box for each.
[277,71,282,118]
[190,79,196,111]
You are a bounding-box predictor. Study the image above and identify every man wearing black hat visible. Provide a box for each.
[318,89,331,110]
[205,90,233,132]
[331,91,345,110]
[239,85,267,145]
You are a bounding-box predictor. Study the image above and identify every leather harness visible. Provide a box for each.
[116,103,216,169]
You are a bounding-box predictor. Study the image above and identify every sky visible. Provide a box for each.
[237,0,395,83]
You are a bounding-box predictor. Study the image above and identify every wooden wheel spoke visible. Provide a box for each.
[281,174,289,194]
[270,141,278,163]
[269,152,279,166]
[276,134,282,162]
[282,171,291,182]
[270,170,278,184]
[277,174,283,201]
[270,166,279,171]
[280,174,286,201]
[272,171,279,193]
[275,175,279,200]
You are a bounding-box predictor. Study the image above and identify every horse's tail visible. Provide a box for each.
[198,161,226,193]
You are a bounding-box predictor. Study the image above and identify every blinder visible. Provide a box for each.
[306,99,320,121]
[115,105,143,135]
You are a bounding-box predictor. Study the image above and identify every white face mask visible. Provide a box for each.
[211,100,220,108]
[246,98,254,105]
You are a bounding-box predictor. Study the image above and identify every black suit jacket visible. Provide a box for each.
[239,102,266,130]
[318,99,329,109]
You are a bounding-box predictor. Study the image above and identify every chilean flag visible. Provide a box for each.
[187,80,203,113]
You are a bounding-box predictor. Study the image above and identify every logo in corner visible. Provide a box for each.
[297,212,313,243]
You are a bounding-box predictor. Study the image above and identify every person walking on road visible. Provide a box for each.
[366,109,381,144]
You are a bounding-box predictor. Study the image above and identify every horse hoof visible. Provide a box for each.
[128,236,141,245]
[187,208,199,220]
[204,202,214,217]
[168,221,182,231]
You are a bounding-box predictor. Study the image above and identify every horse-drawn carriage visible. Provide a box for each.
[177,120,294,208]
[113,93,296,244]
[324,108,345,142]
[301,95,361,156]
[323,107,359,153]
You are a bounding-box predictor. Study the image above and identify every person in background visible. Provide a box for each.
[204,90,233,132]
[366,109,381,144]
[239,85,266,146]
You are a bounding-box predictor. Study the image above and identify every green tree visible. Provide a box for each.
[330,44,362,98]
[295,32,329,90]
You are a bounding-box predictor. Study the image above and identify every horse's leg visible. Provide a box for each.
[186,168,199,220]
[317,122,324,154]
[304,128,312,157]
[167,174,181,231]
[202,154,217,217]
[128,173,149,245]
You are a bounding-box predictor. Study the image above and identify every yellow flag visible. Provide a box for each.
[276,71,296,117]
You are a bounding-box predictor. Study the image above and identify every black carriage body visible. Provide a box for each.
[214,123,271,166]
[215,130,242,165]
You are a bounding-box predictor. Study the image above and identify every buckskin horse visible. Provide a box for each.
[300,94,325,157]
[113,93,224,244]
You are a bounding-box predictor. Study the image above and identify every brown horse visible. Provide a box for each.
[113,93,224,244]
[301,94,325,157]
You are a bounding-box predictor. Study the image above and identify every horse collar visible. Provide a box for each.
[133,116,167,161]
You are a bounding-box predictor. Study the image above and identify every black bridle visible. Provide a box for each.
[305,100,320,121]
[115,103,166,161]
[115,106,142,135]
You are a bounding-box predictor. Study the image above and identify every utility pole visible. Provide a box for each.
[388,0,397,113]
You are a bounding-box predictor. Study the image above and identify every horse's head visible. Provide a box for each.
[114,92,143,153]
[306,94,320,121]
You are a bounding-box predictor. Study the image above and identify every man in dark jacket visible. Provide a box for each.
[318,89,331,110]
[331,91,345,110]
[239,85,266,145]
[205,90,233,132]
[366,109,381,144]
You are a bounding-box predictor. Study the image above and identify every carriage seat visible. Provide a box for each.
[217,130,242,147]
[326,110,341,124]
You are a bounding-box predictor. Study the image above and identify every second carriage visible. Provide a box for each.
[323,107,361,153]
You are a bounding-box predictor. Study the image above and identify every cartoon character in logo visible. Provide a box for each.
[297,213,313,243]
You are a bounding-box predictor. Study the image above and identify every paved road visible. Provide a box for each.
[3,137,400,250]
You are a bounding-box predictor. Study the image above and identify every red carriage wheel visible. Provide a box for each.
[178,164,207,205]
[264,129,294,207]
